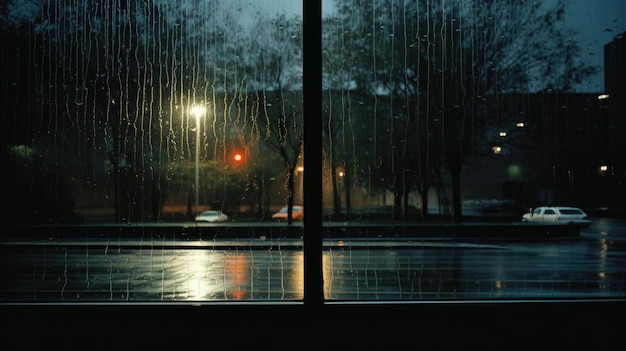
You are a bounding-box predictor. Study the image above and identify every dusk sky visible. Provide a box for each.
[271,0,625,92]
[564,0,625,91]
[5,0,624,92]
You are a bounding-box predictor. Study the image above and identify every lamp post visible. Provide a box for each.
[190,105,206,217]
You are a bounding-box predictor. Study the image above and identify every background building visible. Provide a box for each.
[603,32,626,215]
[460,32,626,217]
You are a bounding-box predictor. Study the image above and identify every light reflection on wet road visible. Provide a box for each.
[0,243,305,301]
[1,218,625,302]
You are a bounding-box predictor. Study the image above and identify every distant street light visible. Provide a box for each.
[190,105,207,217]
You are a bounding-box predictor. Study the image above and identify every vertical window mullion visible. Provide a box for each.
[303,0,323,305]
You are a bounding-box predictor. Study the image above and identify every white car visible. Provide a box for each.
[194,210,229,223]
[522,206,591,228]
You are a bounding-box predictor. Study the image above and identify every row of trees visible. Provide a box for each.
[0,0,595,224]
[323,0,595,221]
[0,0,304,223]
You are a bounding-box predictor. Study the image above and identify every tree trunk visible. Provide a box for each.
[450,165,462,223]
[420,186,429,221]
[332,165,341,215]
[287,164,296,225]
[394,178,403,220]
[344,161,352,219]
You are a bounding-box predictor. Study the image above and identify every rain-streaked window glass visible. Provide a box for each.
[321,0,626,300]
[0,0,304,302]
[1,0,626,305]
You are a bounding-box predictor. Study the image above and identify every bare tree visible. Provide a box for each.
[325,0,597,221]
[250,15,304,224]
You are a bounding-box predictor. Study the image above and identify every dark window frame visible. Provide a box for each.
[1,2,625,348]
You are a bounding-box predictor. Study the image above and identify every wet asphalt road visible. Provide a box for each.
[1,218,625,302]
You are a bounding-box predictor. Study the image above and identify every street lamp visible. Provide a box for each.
[190,105,206,217]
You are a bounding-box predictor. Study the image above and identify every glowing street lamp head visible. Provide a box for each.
[190,105,207,119]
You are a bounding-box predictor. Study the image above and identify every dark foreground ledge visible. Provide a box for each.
[1,300,624,349]
[0,221,579,240]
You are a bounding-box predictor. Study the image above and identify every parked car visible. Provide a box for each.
[522,206,591,227]
[194,210,229,223]
[272,206,304,221]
